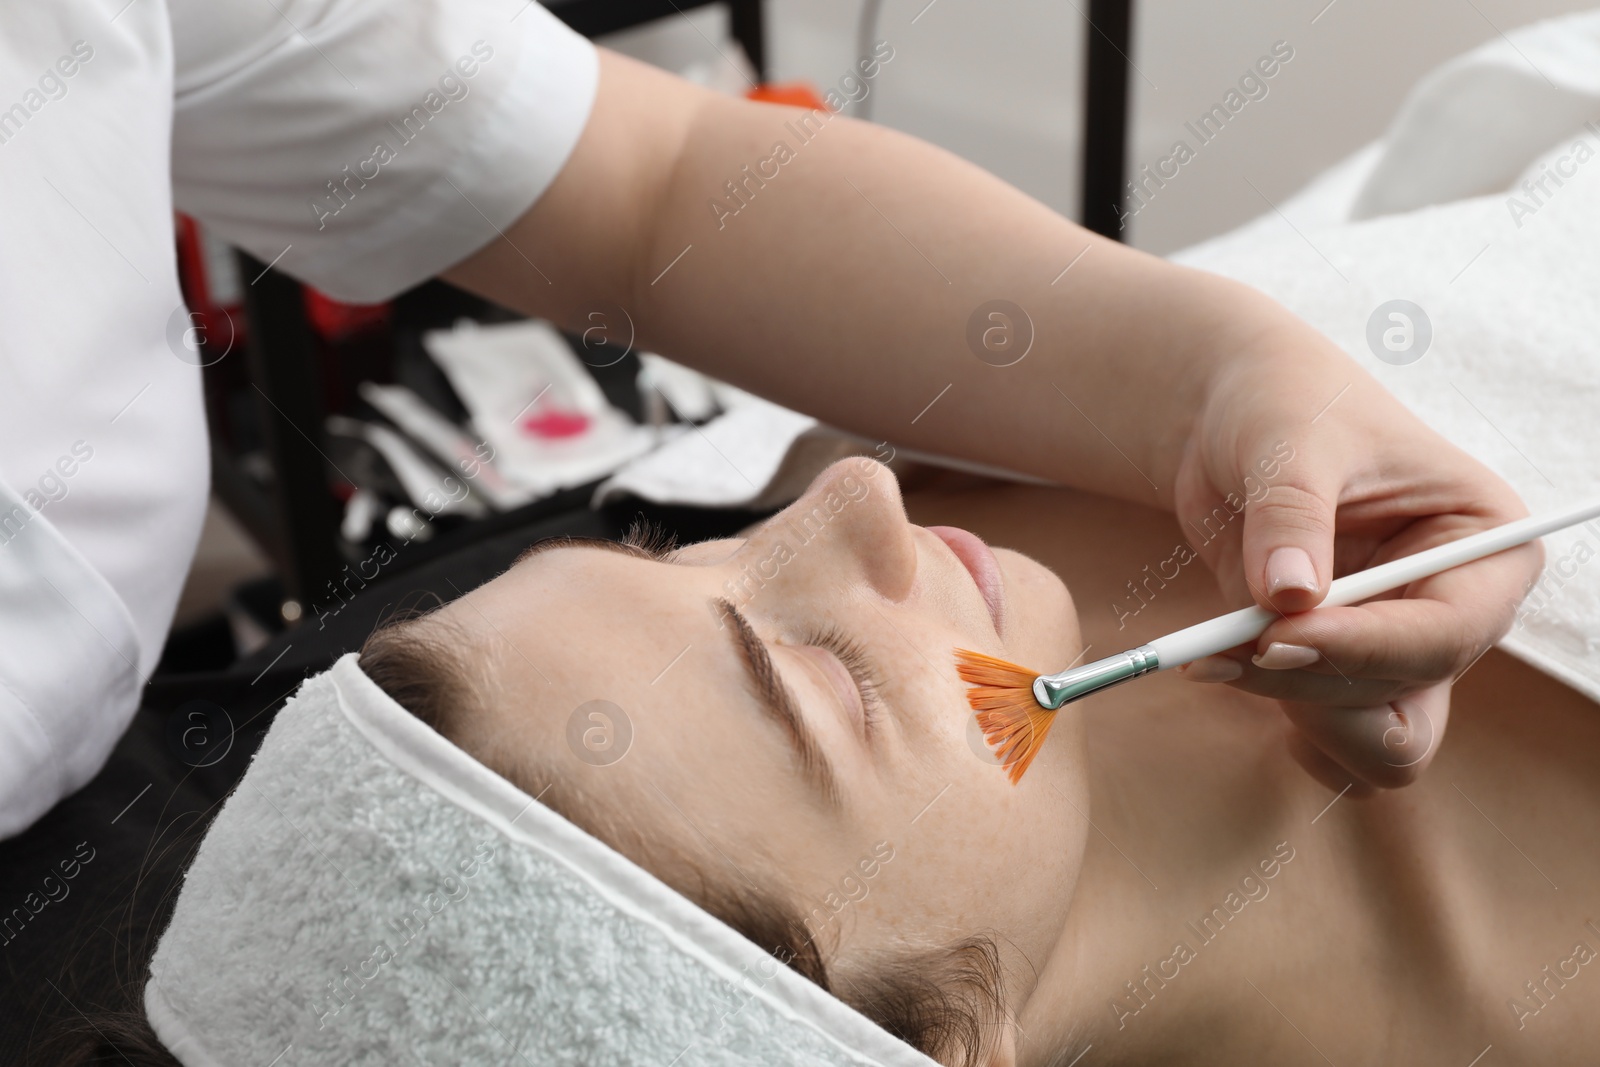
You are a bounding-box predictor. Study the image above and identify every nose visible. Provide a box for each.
[744,457,918,602]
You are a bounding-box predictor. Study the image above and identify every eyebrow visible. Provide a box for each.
[715,598,843,808]
[511,535,663,569]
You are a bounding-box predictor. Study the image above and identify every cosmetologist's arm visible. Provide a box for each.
[445,48,1543,793]
[446,48,1254,506]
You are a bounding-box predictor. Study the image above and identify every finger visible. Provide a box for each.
[1170,442,1252,608]
[1279,682,1452,790]
[1182,646,1413,708]
[1255,600,1477,686]
[1254,536,1539,682]
[1240,476,1336,615]
[1284,729,1378,800]
[1178,513,1542,705]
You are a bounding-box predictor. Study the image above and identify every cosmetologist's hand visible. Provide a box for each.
[1168,312,1542,794]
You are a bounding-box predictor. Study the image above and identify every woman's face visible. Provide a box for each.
[453,458,1088,988]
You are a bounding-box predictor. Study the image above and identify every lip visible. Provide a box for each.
[925,525,1006,637]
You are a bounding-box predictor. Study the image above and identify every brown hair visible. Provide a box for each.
[39,1015,182,1067]
[360,608,1011,1067]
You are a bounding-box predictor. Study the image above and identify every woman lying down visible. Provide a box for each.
[80,456,1598,1066]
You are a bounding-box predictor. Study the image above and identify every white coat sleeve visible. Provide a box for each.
[167,0,600,303]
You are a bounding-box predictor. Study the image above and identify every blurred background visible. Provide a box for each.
[677,0,1596,253]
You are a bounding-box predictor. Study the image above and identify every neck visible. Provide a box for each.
[1010,680,1384,1066]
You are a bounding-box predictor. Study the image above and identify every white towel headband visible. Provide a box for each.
[145,652,935,1066]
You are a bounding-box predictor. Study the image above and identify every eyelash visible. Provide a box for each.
[802,624,886,735]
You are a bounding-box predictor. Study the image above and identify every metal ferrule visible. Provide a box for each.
[1032,645,1161,709]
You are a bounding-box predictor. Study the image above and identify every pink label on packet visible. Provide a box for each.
[520,409,591,439]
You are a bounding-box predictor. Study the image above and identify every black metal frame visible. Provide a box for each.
[229,252,346,607]
[1081,0,1133,239]
[212,0,1134,615]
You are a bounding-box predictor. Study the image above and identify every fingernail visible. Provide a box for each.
[1253,642,1320,670]
[1178,655,1244,683]
[1266,547,1320,598]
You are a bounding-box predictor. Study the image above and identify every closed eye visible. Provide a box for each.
[622,518,887,735]
[801,624,887,737]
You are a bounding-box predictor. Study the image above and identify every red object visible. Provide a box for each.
[175,214,391,344]
[302,287,391,342]
[745,82,829,110]
[520,409,591,439]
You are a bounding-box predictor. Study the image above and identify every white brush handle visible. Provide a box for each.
[1148,496,1600,668]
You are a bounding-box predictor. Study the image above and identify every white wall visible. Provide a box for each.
[606,0,1596,254]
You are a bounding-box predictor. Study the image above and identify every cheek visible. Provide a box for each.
[904,673,1088,869]
[927,651,1091,932]
[995,549,1080,666]
[981,728,1089,944]
[863,757,1087,961]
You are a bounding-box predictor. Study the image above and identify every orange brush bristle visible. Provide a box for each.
[954,649,1053,785]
